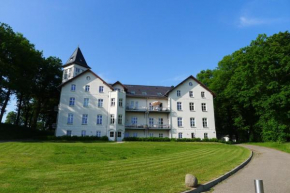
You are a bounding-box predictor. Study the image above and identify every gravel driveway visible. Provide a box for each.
[212,144,290,193]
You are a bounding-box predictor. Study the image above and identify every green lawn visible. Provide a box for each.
[0,142,250,193]
[248,142,290,154]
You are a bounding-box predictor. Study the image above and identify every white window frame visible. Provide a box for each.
[202,118,208,128]
[149,103,153,110]
[131,117,137,125]
[177,102,182,111]
[159,133,163,138]
[149,133,154,137]
[202,103,207,112]
[189,82,193,86]
[178,132,182,139]
[119,98,123,107]
[82,114,88,125]
[204,133,208,139]
[111,98,115,106]
[69,97,75,106]
[118,114,122,125]
[85,85,90,92]
[67,130,72,136]
[96,131,101,137]
[189,102,194,111]
[110,131,114,137]
[201,91,205,98]
[71,84,76,91]
[86,76,90,80]
[177,90,181,97]
[81,130,86,137]
[149,117,154,127]
[110,114,115,124]
[83,98,89,107]
[67,113,73,124]
[117,132,122,138]
[190,117,195,127]
[98,99,103,108]
[63,69,68,80]
[96,115,102,125]
[178,117,183,127]
[189,91,194,97]
[99,86,104,93]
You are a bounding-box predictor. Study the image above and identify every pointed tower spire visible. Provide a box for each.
[63,47,91,69]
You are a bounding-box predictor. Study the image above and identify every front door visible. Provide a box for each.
[117,131,122,142]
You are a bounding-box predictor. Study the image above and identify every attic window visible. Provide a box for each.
[86,76,90,80]
[70,57,73,61]
[131,91,135,95]
[142,92,147,95]
[157,92,162,96]
[189,82,193,86]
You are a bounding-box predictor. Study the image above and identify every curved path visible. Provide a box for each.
[212,144,290,193]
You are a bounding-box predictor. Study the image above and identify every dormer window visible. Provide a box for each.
[157,92,162,96]
[189,82,193,86]
[131,91,135,95]
[86,76,90,80]
[75,68,80,75]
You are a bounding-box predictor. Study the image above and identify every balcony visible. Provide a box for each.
[126,106,170,113]
[125,124,171,130]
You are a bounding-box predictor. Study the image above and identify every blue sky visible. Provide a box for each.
[1,0,289,121]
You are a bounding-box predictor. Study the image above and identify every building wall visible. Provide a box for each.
[125,129,169,138]
[169,78,216,139]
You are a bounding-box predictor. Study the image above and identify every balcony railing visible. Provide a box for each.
[125,124,171,130]
[126,106,170,112]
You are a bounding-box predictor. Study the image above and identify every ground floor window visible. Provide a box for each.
[133,133,137,137]
[110,131,114,137]
[125,132,129,137]
[67,130,72,136]
[159,133,163,138]
[96,131,101,137]
[117,132,122,137]
[149,133,154,137]
[81,130,86,136]
[204,133,208,139]
[191,133,195,138]
[178,132,182,139]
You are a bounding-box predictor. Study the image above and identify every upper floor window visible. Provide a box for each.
[190,117,195,127]
[201,91,205,98]
[99,86,104,93]
[177,102,182,111]
[86,76,90,80]
[142,91,147,95]
[82,114,88,125]
[202,103,207,112]
[71,84,76,91]
[111,98,115,106]
[67,113,73,124]
[149,103,153,110]
[118,114,122,125]
[63,69,68,80]
[189,91,194,97]
[75,68,80,75]
[189,82,193,86]
[130,91,135,95]
[110,114,115,124]
[131,117,137,125]
[119,98,123,107]
[69,97,75,106]
[149,117,154,126]
[178,132,183,139]
[177,90,181,97]
[157,92,162,96]
[189,102,194,111]
[114,88,121,91]
[98,99,103,108]
[85,85,90,92]
[68,68,72,79]
[178,117,183,127]
[96,115,102,125]
[83,98,89,107]
[202,118,208,128]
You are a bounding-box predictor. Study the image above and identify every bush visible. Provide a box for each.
[123,137,171,142]
[46,135,109,141]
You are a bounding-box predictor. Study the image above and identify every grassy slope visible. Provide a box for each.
[0,142,250,193]
[248,142,290,154]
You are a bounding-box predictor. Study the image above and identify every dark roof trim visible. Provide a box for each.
[165,75,216,97]
[126,95,168,99]
[58,69,114,90]
[112,81,128,91]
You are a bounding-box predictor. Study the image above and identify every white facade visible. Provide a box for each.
[56,48,217,141]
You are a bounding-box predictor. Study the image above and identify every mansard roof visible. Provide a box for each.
[165,75,216,97]
[123,84,172,98]
[58,69,113,90]
[62,47,91,69]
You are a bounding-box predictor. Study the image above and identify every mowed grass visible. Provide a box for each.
[0,142,250,193]
[248,142,290,154]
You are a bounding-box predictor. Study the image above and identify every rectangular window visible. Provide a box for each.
[68,68,72,78]
[85,85,90,92]
[96,115,102,125]
[118,114,122,125]
[111,98,115,106]
[158,118,163,128]
[130,101,134,109]
[203,118,208,128]
[190,117,195,127]
[67,113,73,124]
[67,130,72,136]
[81,130,86,136]
[133,133,137,137]
[117,132,122,137]
[177,102,182,111]
[131,117,137,125]
[202,103,207,112]
[201,91,205,98]
[82,114,88,125]
[149,103,153,110]
[149,117,154,127]
[71,84,76,91]
[75,68,80,75]
[189,102,195,111]
[63,69,68,80]
[96,131,101,137]
[110,131,114,137]
[135,101,138,109]
[189,91,194,97]
[69,97,75,106]
[99,86,104,93]
[178,132,182,139]
[83,98,89,107]
[149,133,154,137]
[159,133,163,138]
[191,133,195,139]
[178,117,183,127]
[177,90,181,97]
[204,133,208,139]
[110,114,115,124]
[98,99,103,107]
[119,98,123,107]
[125,132,129,137]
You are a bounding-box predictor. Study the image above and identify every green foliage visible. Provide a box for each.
[46,135,109,142]
[123,137,171,141]
[197,31,290,142]
[4,111,16,124]
[248,142,290,153]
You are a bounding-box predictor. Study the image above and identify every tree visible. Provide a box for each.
[4,111,17,124]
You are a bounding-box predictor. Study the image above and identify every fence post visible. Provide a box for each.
[254,179,264,193]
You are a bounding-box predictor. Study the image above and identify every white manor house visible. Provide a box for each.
[56,47,217,141]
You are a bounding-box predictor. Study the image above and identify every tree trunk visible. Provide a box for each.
[31,99,42,129]
[15,92,23,125]
[0,88,11,122]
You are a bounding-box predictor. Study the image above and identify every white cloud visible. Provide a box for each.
[238,16,288,27]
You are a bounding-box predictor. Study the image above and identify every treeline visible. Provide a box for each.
[0,23,62,130]
[197,32,290,142]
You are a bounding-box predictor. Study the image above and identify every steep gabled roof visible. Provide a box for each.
[62,47,91,69]
[58,69,113,90]
[165,75,216,97]
[111,81,128,91]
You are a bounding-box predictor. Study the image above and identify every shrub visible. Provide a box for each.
[123,137,170,142]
